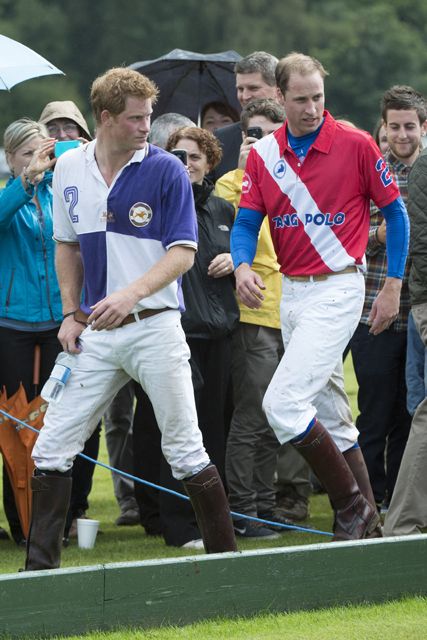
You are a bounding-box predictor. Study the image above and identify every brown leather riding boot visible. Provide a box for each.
[183,464,237,553]
[343,447,383,537]
[292,421,380,541]
[25,473,72,571]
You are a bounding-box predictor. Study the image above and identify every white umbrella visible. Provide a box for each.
[0,34,64,90]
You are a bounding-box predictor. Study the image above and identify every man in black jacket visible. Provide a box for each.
[211,51,280,181]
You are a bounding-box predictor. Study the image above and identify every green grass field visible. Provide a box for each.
[45,597,427,640]
[2,357,422,639]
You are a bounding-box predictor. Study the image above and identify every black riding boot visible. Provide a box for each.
[25,472,72,571]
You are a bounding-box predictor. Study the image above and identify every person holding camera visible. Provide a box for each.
[39,101,92,143]
[0,118,57,544]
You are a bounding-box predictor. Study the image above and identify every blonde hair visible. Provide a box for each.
[275,52,328,94]
[4,117,48,154]
[91,67,158,123]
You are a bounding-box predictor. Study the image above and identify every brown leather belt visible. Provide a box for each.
[284,265,359,282]
[74,307,171,328]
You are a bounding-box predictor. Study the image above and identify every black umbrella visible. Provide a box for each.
[130,48,242,123]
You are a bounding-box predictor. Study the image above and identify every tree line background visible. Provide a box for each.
[0,0,426,136]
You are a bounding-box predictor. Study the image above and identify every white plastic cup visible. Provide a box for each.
[77,518,99,549]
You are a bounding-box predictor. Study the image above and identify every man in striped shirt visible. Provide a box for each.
[25,68,237,571]
[231,53,409,541]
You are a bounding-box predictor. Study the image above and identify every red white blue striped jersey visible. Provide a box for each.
[239,111,400,276]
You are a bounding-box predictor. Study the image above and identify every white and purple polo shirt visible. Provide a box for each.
[53,142,198,314]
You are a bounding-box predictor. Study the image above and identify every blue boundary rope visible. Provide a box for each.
[0,407,333,538]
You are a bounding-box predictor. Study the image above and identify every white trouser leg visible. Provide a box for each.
[34,311,209,479]
[263,272,364,445]
[315,360,359,452]
[115,311,209,480]
[33,326,130,472]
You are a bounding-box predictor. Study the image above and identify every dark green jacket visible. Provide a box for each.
[408,148,427,306]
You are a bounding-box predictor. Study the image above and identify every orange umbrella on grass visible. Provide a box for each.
[0,384,47,538]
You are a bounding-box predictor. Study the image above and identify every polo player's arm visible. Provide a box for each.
[87,245,195,330]
[55,242,85,353]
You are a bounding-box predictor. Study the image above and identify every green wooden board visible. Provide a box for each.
[103,536,427,630]
[0,565,104,638]
[1,536,426,638]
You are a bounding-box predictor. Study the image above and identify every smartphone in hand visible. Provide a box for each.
[54,140,82,158]
[246,126,263,140]
[171,149,188,164]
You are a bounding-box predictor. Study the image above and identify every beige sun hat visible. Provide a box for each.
[39,100,92,140]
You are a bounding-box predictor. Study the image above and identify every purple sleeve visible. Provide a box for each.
[161,166,198,249]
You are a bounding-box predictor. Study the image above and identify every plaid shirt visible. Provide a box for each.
[360,151,411,332]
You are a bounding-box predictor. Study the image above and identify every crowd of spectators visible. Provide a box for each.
[1,49,425,557]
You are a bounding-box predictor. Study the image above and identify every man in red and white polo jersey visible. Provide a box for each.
[231,52,409,540]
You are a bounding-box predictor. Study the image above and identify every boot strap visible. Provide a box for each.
[185,475,219,494]
[293,429,326,451]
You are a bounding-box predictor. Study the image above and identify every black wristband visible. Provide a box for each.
[63,310,77,319]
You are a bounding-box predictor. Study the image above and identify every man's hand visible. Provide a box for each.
[87,288,140,330]
[207,253,234,278]
[58,316,84,353]
[238,135,257,170]
[368,277,401,335]
[24,138,56,185]
[235,263,265,309]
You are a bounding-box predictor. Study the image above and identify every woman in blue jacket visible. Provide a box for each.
[0,118,57,543]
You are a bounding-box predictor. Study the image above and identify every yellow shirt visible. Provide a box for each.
[214,169,281,330]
